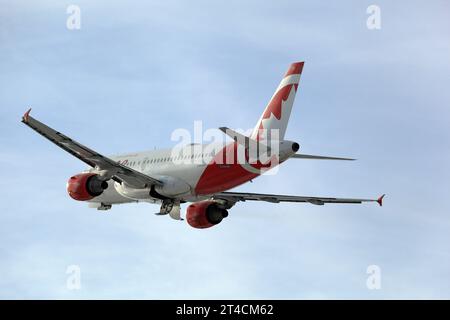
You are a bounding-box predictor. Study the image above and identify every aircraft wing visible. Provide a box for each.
[214,191,385,206]
[21,109,162,188]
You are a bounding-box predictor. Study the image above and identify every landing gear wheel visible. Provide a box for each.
[97,203,112,211]
[160,200,174,215]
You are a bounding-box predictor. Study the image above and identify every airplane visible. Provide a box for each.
[21,61,384,229]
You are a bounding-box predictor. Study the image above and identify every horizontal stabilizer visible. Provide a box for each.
[291,153,355,161]
[219,127,271,152]
[219,127,252,146]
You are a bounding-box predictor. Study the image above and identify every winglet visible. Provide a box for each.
[22,108,32,122]
[377,194,385,206]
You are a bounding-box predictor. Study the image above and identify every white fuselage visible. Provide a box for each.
[88,141,296,206]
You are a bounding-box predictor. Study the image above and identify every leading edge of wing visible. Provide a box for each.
[214,191,385,206]
[21,108,162,188]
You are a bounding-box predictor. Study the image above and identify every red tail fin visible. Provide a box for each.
[251,62,304,141]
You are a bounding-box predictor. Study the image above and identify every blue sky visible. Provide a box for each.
[1,0,450,299]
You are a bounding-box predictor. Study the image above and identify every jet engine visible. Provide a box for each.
[67,173,108,201]
[186,201,229,229]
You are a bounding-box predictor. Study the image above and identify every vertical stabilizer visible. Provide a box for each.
[251,62,304,141]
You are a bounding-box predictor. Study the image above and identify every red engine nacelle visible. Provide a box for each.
[186,201,229,229]
[67,173,108,201]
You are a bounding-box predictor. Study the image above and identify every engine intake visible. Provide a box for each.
[186,201,228,229]
[67,173,108,201]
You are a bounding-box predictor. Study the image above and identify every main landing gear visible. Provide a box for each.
[159,200,174,214]
[90,202,112,211]
[156,199,183,220]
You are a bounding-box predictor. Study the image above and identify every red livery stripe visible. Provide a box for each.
[284,61,304,77]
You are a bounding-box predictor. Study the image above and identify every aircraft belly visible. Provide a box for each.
[145,163,207,195]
